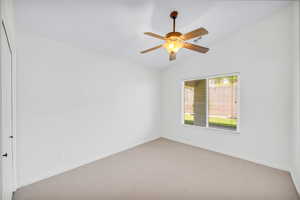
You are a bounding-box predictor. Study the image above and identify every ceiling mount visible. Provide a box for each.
[140,11,209,61]
[170,10,178,19]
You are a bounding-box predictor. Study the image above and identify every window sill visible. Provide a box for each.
[182,124,240,135]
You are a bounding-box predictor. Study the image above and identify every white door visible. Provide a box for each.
[1,21,14,200]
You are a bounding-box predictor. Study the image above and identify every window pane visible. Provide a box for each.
[208,75,238,130]
[184,79,207,126]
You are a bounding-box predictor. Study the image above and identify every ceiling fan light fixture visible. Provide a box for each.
[164,36,184,54]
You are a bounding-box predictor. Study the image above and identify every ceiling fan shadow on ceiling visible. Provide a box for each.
[140,11,209,61]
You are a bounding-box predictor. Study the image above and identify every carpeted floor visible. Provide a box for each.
[14,138,299,200]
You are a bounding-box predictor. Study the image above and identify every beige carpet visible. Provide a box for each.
[14,138,299,200]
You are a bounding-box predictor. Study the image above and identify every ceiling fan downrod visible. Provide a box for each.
[170,11,178,32]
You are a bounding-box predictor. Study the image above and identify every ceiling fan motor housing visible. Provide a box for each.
[166,32,182,39]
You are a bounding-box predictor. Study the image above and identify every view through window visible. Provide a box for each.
[183,74,239,131]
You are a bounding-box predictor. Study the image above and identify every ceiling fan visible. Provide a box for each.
[140,11,209,61]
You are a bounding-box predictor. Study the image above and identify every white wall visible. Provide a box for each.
[161,4,296,171]
[16,32,161,187]
[291,1,300,194]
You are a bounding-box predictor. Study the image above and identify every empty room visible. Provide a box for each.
[1,0,300,199]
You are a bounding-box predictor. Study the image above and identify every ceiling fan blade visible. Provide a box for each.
[144,32,166,40]
[140,44,163,54]
[181,28,208,41]
[169,52,176,61]
[183,42,209,53]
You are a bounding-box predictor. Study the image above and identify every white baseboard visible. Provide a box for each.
[162,135,290,172]
[18,136,160,188]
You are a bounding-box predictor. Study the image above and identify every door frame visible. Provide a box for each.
[1,19,17,192]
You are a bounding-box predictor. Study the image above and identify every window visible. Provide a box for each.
[183,74,239,131]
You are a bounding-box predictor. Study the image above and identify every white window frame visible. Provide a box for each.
[181,73,240,133]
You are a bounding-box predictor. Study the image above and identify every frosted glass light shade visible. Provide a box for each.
[164,36,184,54]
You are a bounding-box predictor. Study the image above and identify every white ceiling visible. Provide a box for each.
[15,0,292,68]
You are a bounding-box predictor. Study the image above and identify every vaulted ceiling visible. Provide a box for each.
[15,0,291,68]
